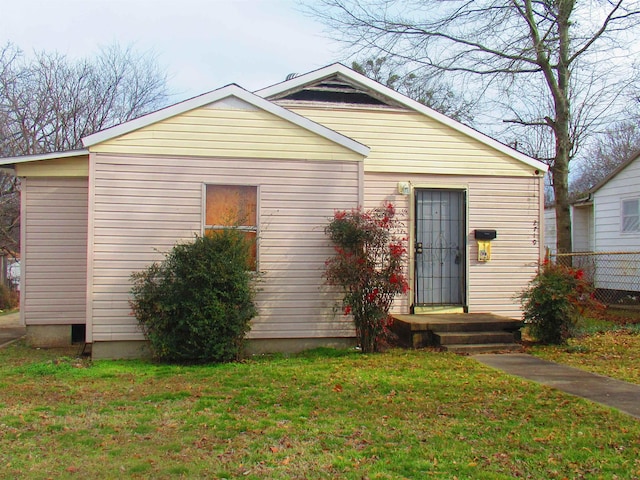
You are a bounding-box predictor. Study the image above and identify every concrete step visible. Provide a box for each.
[391,313,524,350]
[435,331,516,345]
[444,343,523,354]
[425,318,523,333]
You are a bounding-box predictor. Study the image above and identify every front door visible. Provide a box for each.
[414,189,466,307]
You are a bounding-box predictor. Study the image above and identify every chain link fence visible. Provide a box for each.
[552,251,640,306]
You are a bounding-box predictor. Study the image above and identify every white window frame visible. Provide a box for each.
[621,197,640,233]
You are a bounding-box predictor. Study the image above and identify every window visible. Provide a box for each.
[205,184,258,267]
[622,198,640,233]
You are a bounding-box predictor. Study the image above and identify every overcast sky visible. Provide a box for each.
[0,0,344,102]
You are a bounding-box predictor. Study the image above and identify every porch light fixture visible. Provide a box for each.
[397,182,410,195]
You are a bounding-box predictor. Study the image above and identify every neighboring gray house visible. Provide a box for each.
[546,152,640,296]
[580,152,640,295]
[585,152,640,252]
[546,152,640,254]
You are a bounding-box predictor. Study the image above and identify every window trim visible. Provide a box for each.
[621,197,640,234]
[202,183,260,268]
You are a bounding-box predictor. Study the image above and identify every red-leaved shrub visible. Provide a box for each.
[324,203,408,353]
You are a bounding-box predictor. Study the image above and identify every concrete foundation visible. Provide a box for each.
[26,325,72,347]
[91,340,151,360]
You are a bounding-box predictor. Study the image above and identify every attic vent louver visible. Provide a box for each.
[274,74,396,107]
[285,73,299,81]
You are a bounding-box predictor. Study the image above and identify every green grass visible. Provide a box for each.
[1,342,640,479]
[530,307,640,385]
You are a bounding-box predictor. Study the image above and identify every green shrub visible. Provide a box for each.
[519,260,600,344]
[130,232,257,363]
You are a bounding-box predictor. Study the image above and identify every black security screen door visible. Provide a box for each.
[414,189,466,305]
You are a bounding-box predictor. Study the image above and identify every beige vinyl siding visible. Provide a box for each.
[90,153,361,342]
[23,177,88,325]
[16,156,89,177]
[89,106,362,162]
[364,172,542,318]
[288,106,536,177]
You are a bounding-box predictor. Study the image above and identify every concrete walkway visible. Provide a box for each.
[0,311,25,348]
[474,353,640,419]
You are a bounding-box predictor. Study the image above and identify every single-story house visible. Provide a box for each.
[0,64,548,358]
[546,151,640,255]
[575,151,640,252]
[545,151,640,295]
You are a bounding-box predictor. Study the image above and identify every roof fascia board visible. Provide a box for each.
[0,149,89,167]
[257,63,548,173]
[82,84,369,157]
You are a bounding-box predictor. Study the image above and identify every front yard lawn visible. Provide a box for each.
[1,342,639,479]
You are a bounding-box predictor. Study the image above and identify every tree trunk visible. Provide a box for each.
[553,158,572,254]
[552,0,574,254]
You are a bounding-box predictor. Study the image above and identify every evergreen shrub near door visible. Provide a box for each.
[519,260,601,344]
[130,232,257,363]
[324,203,409,353]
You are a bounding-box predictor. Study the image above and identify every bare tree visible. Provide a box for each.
[0,174,19,256]
[571,120,640,196]
[0,43,168,155]
[0,43,169,253]
[308,0,640,253]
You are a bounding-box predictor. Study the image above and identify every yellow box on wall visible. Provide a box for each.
[478,240,491,262]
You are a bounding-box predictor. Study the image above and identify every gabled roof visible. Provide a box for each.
[82,83,369,157]
[589,150,640,194]
[0,149,88,167]
[256,63,549,173]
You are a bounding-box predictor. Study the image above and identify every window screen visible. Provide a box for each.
[622,198,639,233]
